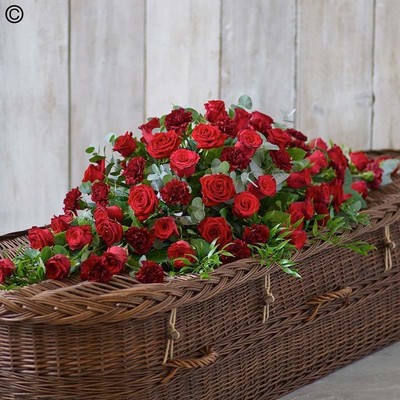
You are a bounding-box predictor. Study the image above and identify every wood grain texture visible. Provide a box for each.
[0,0,69,234]
[221,0,296,123]
[296,0,374,150]
[372,0,400,149]
[70,0,145,185]
[145,0,220,117]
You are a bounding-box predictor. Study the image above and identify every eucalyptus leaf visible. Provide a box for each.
[238,94,252,110]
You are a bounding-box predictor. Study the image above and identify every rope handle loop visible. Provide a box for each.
[305,286,353,323]
[384,225,396,272]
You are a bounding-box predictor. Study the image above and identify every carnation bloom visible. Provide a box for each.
[221,240,251,264]
[160,179,191,206]
[123,157,146,185]
[165,108,192,132]
[125,227,154,254]
[136,261,165,283]
[243,224,270,244]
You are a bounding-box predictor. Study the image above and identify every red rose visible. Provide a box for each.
[220,147,251,171]
[270,149,292,171]
[107,246,128,265]
[28,227,54,250]
[80,254,114,283]
[233,192,260,218]
[290,139,310,152]
[96,218,123,246]
[307,150,328,175]
[191,124,227,149]
[63,187,82,213]
[305,183,331,205]
[221,239,251,264]
[288,200,314,225]
[128,184,158,221]
[198,217,233,246]
[200,174,236,206]
[106,206,124,222]
[235,129,263,156]
[50,212,74,234]
[123,156,146,185]
[136,261,165,284]
[147,131,181,159]
[0,259,15,283]
[267,128,292,149]
[328,145,348,180]
[234,108,251,131]
[102,251,125,275]
[94,206,109,222]
[309,137,328,151]
[138,117,160,144]
[314,202,330,226]
[351,180,368,199]
[204,100,228,122]
[365,161,383,189]
[125,226,154,254]
[66,225,93,250]
[167,240,196,268]
[113,131,137,158]
[91,182,110,206]
[248,175,276,199]
[82,159,105,182]
[160,179,191,206]
[329,179,351,212]
[170,149,200,178]
[286,128,307,142]
[289,229,307,250]
[242,224,270,244]
[153,217,179,240]
[165,108,192,132]
[286,169,312,189]
[45,255,71,280]
[350,152,369,171]
[249,111,273,133]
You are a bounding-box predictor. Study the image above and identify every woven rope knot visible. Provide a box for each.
[385,240,396,250]
[167,328,181,341]
[263,293,275,305]
[262,274,274,324]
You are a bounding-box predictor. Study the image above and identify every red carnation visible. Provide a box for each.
[270,149,292,172]
[248,175,276,199]
[0,259,15,283]
[96,218,123,246]
[147,131,181,159]
[170,149,200,178]
[66,225,93,250]
[125,226,154,254]
[138,117,160,144]
[198,217,233,246]
[82,159,105,183]
[365,161,383,189]
[153,217,179,240]
[242,224,270,244]
[286,169,312,189]
[220,147,251,171]
[350,152,370,171]
[233,192,260,218]
[235,129,263,157]
[91,182,110,206]
[165,108,192,132]
[128,184,158,221]
[204,100,229,122]
[45,255,71,280]
[286,128,307,142]
[214,117,238,138]
[307,150,328,175]
[160,179,191,206]
[221,239,251,264]
[249,111,274,133]
[123,156,146,185]
[351,180,368,199]
[63,187,82,213]
[50,212,74,234]
[191,124,227,149]
[200,174,236,206]
[80,254,114,283]
[113,131,137,158]
[305,183,331,205]
[167,240,196,268]
[136,261,165,284]
[28,227,54,250]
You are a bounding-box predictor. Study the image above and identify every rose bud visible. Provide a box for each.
[167,240,196,268]
[113,131,137,158]
[45,255,71,281]
[351,180,368,199]
[106,205,124,222]
[82,159,105,183]
[350,151,370,172]
[0,259,15,283]
[107,246,128,265]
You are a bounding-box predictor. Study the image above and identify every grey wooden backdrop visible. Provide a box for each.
[0,0,398,234]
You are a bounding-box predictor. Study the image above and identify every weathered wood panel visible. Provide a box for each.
[372,0,400,149]
[145,0,220,117]
[296,0,374,150]
[70,0,145,185]
[221,0,296,123]
[0,0,69,234]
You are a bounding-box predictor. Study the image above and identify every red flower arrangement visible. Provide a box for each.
[1,96,398,289]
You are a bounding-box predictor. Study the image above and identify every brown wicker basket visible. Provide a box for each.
[1,152,399,400]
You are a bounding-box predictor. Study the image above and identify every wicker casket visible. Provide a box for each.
[0,157,399,400]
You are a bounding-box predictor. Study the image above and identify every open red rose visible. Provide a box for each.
[235,129,263,156]
[307,150,328,175]
[266,128,292,149]
[102,251,125,275]
[113,131,137,158]
[160,179,191,206]
[351,180,368,199]
[270,149,292,171]
[306,183,331,205]
[28,227,54,250]
[45,255,71,280]
[80,254,114,283]
[200,174,236,206]
[96,219,123,246]
[242,224,270,244]
[165,108,192,133]
[107,246,128,265]
[248,175,276,199]
[138,117,160,144]
[288,200,314,225]
[286,169,312,189]
[136,260,165,283]
[50,212,74,234]
[0,259,15,283]
[170,149,200,178]
[350,152,369,171]
[123,156,146,185]
[63,187,82,213]
[128,184,158,221]
[233,192,260,218]
[204,100,228,122]
[167,240,196,268]
[147,130,181,159]
[153,217,179,240]
[91,182,110,206]
[66,225,93,250]
[125,226,154,254]
[288,228,307,250]
[198,217,232,246]
[82,159,105,182]
[249,111,273,133]
[192,124,227,149]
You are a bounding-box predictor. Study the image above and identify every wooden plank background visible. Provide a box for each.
[0,0,399,233]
